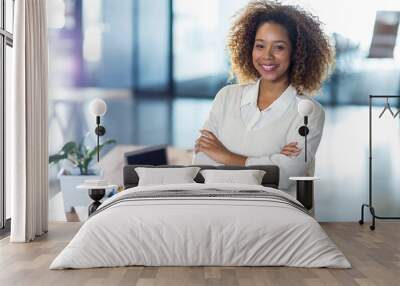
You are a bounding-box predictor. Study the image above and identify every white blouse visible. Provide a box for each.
[240,80,299,131]
[192,79,325,192]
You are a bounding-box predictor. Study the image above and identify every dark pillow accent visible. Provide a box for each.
[123,165,279,190]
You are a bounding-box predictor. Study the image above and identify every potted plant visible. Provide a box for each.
[49,136,116,216]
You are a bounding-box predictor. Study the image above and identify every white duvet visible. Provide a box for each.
[50,183,351,269]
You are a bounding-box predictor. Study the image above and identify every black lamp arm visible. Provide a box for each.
[298,115,309,162]
[94,116,106,162]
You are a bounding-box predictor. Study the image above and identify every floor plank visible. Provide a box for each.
[0,222,399,286]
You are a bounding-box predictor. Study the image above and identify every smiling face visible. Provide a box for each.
[252,22,292,84]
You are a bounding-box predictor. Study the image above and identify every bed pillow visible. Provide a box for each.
[135,167,201,186]
[200,169,266,185]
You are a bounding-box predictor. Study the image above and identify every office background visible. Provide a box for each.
[3,0,400,223]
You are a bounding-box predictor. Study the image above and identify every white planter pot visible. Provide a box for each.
[58,168,104,213]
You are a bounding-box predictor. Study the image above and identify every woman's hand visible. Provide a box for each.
[195,129,246,165]
[280,142,302,157]
[195,130,230,163]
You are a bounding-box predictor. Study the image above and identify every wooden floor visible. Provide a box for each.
[0,222,399,286]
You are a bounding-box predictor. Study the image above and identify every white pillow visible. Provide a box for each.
[135,167,201,186]
[200,169,266,185]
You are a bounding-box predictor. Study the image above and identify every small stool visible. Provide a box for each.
[289,177,319,211]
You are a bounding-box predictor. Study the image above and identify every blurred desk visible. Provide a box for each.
[98,145,194,187]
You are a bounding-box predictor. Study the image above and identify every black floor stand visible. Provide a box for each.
[296,180,314,211]
[359,95,400,230]
[359,203,376,231]
[88,188,105,216]
[359,203,400,231]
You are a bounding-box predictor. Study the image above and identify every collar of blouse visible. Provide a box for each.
[240,79,297,115]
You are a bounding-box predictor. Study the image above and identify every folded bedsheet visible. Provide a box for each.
[50,183,351,269]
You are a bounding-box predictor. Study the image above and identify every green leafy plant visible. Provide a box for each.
[49,137,116,175]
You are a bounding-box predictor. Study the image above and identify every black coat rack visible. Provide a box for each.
[359,95,400,230]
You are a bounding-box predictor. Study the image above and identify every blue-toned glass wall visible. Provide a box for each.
[173,0,400,103]
[293,0,400,105]
[48,0,136,156]
[83,0,134,88]
[173,0,247,97]
[47,1,400,149]
[135,0,170,92]
[46,1,400,222]
[48,2,400,93]
[172,0,400,147]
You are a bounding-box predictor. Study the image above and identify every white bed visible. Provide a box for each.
[50,183,351,269]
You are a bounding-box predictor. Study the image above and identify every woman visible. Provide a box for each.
[192,0,334,193]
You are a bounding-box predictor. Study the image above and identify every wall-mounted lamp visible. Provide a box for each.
[89,99,107,162]
[297,99,314,162]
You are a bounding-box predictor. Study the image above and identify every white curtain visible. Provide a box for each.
[9,0,49,242]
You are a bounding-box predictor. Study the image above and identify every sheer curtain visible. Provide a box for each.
[8,0,48,242]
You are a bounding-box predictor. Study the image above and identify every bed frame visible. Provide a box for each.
[123,165,280,189]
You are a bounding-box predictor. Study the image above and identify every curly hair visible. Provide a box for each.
[227,0,335,95]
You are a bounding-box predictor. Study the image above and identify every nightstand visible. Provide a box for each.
[77,181,118,216]
[289,177,319,211]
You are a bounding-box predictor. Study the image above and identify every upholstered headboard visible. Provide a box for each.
[123,165,280,189]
